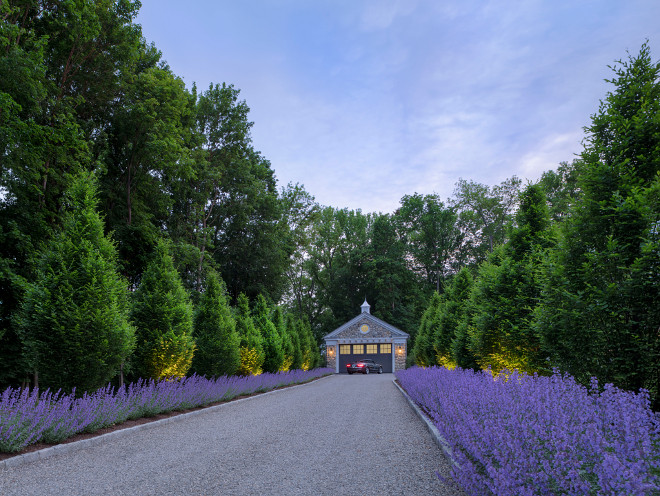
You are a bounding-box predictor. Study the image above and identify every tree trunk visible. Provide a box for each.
[126,167,132,226]
[197,206,212,292]
[39,159,50,207]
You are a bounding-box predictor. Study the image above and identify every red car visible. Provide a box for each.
[347,359,383,374]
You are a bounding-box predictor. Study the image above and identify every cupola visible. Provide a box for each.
[360,299,370,314]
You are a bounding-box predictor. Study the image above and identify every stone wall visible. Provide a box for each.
[336,319,392,339]
[326,345,336,371]
[395,343,407,371]
[325,313,409,373]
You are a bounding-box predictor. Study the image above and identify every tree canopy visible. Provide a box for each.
[0,3,657,410]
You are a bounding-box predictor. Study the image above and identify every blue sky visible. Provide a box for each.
[136,1,659,214]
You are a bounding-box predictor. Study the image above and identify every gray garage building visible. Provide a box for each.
[324,300,409,373]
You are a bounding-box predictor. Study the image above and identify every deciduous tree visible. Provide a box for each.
[395,194,462,292]
[451,176,521,265]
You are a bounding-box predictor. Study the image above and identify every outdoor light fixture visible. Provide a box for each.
[396,345,404,355]
[328,347,335,357]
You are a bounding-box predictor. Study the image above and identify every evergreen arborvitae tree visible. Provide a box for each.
[294,317,317,370]
[452,318,480,371]
[130,239,195,380]
[303,318,321,369]
[235,293,264,375]
[273,306,294,371]
[191,271,240,377]
[536,44,660,406]
[253,294,284,373]
[413,292,442,366]
[433,268,473,368]
[288,315,303,370]
[16,173,135,393]
[467,184,551,374]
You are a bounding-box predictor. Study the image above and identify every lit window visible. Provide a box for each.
[353,344,364,354]
[339,345,351,355]
[366,344,378,354]
[380,344,391,354]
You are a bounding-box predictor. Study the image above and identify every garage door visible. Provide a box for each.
[338,343,393,373]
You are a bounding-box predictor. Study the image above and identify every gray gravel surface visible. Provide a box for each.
[0,374,464,495]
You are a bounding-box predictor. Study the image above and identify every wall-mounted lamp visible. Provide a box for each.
[328,346,335,357]
[396,345,405,355]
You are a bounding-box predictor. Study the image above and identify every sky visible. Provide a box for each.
[136,1,660,214]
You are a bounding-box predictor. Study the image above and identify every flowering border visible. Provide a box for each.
[396,366,660,495]
[1,368,333,455]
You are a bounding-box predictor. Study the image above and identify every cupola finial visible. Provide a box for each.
[361,299,370,314]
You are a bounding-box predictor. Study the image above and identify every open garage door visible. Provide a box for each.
[338,343,393,373]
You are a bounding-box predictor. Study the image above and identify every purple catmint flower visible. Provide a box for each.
[396,366,660,496]
[0,368,333,453]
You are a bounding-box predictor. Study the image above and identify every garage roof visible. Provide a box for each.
[323,305,409,340]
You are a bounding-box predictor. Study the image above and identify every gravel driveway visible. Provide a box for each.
[0,374,463,495]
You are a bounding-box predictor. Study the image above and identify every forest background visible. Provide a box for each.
[0,2,658,409]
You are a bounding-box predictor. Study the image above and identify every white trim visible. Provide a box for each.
[335,337,393,344]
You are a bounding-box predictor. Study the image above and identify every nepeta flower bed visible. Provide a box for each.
[0,368,333,453]
[396,366,660,495]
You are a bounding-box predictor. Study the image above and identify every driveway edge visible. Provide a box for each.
[1,374,334,471]
[392,378,459,468]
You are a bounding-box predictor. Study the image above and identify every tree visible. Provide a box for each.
[363,214,424,336]
[279,183,320,318]
[298,206,427,343]
[193,84,291,303]
[287,314,304,370]
[535,44,660,407]
[16,173,135,392]
[294,317,318,370]
[191,271,240,377]
[253,294,284,373]
[433,267,473,368]
[303,207,372,338]
[413,292,442,367]
[537,160,581,223]
[234,293,264,375]
[0,1,95,386]
[467,184,551,374]
[451,316,480,371]
[395,194,463,292]
[99,64,195,285]
[273,306,294,371]
[451,176,521,265]
[168,82,254,294]
[130,240,195,380]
